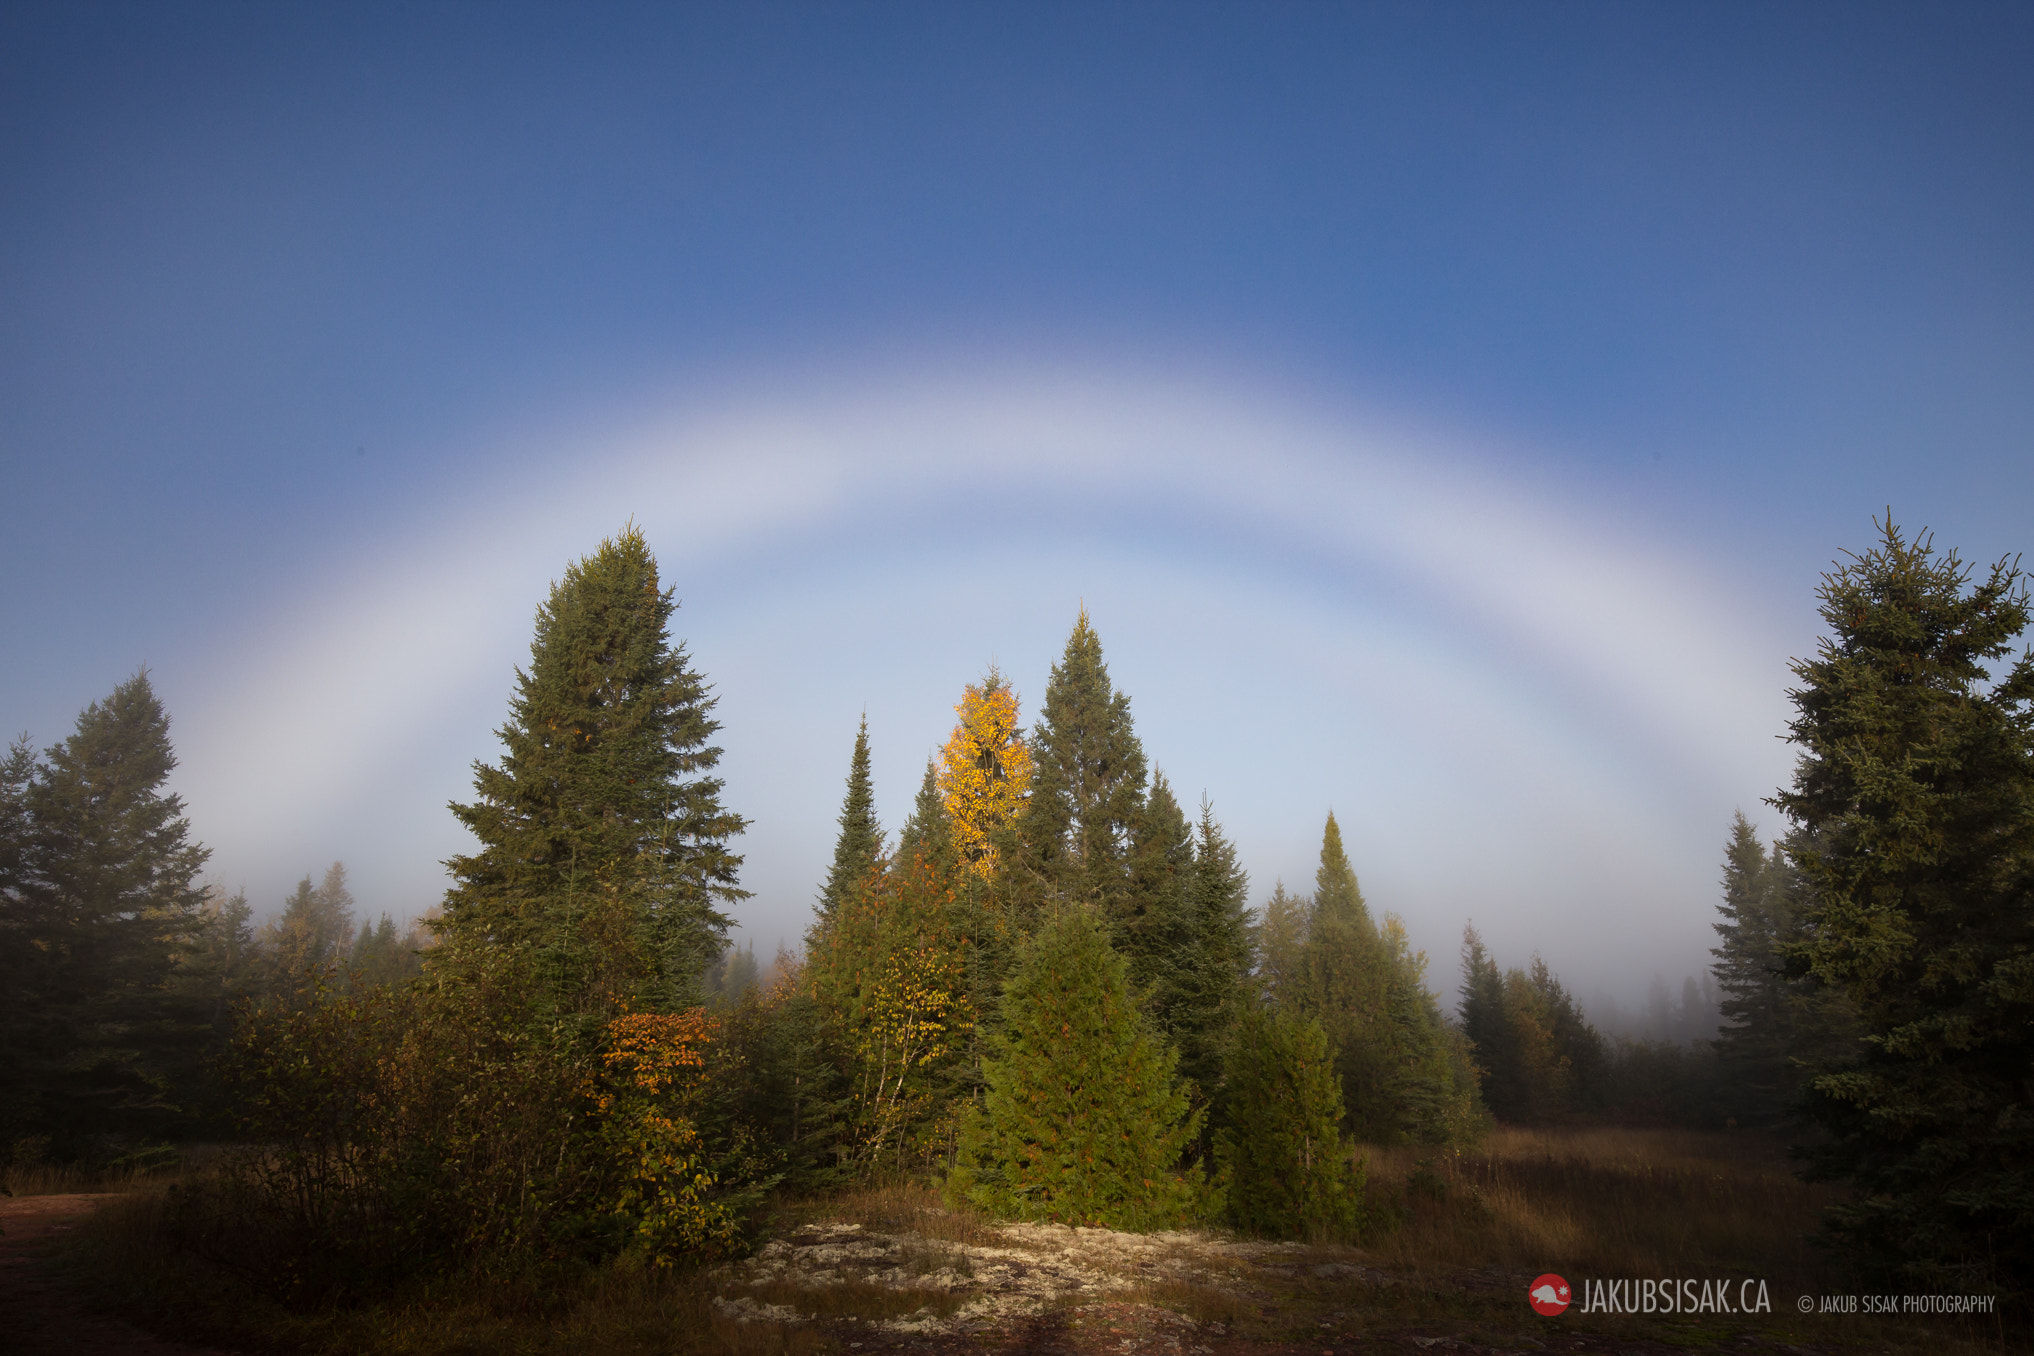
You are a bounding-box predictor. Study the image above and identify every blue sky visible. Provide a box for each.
[4,3,2030,1004]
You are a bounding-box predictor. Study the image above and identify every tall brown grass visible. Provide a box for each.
[1361,1126,1838,1288]
[64,1180,829,1356]
[54,1129,2013,1355]
[1,1138,199,1197]
[776,1176,1006,1251]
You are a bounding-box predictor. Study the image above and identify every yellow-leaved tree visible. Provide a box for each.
[937,671,1033,877]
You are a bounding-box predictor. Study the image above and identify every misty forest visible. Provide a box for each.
[2,517,2028,1353]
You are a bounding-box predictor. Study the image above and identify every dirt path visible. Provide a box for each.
[0,1194,232,1356]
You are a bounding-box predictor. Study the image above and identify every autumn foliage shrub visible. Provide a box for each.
[596,1009,757,1263]
[808,849,976,1178]
[178,959,777,1300]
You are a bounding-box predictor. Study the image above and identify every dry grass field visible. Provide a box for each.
[8,1128,2017,1356]
[1362,1125,1839,1287]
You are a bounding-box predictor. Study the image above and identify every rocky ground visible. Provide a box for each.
[0,1194,1982,1354]
[708,1214,1847,1355]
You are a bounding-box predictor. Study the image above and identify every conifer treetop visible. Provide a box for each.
[819,714,883,916]
[1022,609,1149,904]
[1312,811,1367,927]
[6,671,211,1142]
[440,526,746,1014]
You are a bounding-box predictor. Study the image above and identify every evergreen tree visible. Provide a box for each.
[702,949,854,1193]
[1255,880,1311,1007]
[187,886,256,1028]
[1526,955,1607,1111]
[1710,814,1858,1126]
[1294,813,1395,1137]
[1456,927,1604,1125]
[0,738,34,1101]
[1121,770,1195,995]
[348,911,425,989]
[1377,914,1485,1145]
[1275,813,1474,1144]
[0,673,210,1148]
[173,885,257,1127]
[807,742,976,1175]
[890,753,1000,1040]
[1172,799,1254,1104]
[707,941,761,1004]
[0,736,31,907]
[1217,1003,1366,1239]
[1773,520,2034,1293]
[818,715,883,921]
[438,527,746,1018]
[1497,966,1571,1121]
[1121,787,1253,1109]
[1458,925,1520,1117]
[894,758,956,879]
[257,862,356,1000]
[950,907,1201,1230]
[1014,611,1148,917]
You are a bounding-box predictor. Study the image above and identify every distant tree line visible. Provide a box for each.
[0,677,427,1159]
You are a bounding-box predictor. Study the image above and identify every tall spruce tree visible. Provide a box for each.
[0,739,34,1087]
[1377,913,1484,1145]
[1457,925,1519,1116]
[1125,785,1252,1105]
[186,886,256,1031]
[1524,956,1606,1113]
[438,527,746,1019]
[1710,814,1859,1127]
[818,715,882,922]
[1172,799,1254,1103]
[1457,927,1604,1125]
[1122,770,1195,995]
[174,885,256,1127]
[348,911,425,989]
[1015,610,1148,919]
[1294,813,1394,1136]
[0,673,210,1148]
[0,736,30,908]
[1292,813,1472,1143]
[1255,880,1311,1008]
[1773,520,2034,1293]
[895,758,955,877]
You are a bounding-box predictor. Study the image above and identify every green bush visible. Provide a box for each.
[1216,1003,1367,1240]
[948,907,1202,1230]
